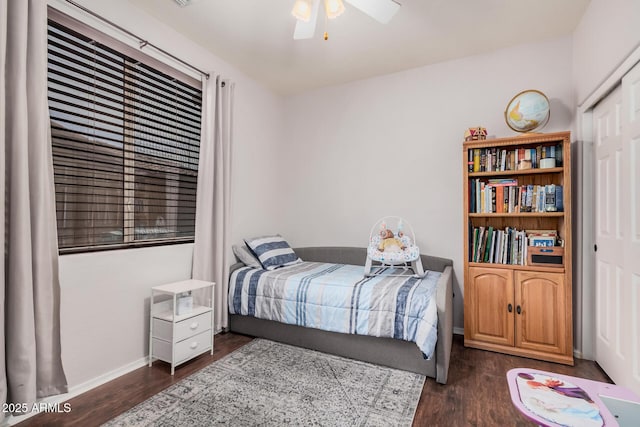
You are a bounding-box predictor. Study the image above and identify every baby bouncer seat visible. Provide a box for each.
[364,216,425,277]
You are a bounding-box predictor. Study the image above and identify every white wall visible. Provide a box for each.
[49,0,284,388]
[59,245,193,386]
[573,0,640,106]
[281,37,575,331]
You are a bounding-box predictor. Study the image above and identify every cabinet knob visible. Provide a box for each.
[190,322,199,330]
[190,341,198,349]
[508,303,513,313]
[516,305,522,315]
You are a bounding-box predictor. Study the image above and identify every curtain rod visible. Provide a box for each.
[63,0,210,80]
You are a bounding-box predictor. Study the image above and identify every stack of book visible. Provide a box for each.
[469,227,561,265]
[467,143,563,172]
[469,179,563,213]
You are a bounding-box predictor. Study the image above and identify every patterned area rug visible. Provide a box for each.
[104,339,425,426]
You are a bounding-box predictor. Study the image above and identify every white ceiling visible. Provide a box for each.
[128,0,591,95]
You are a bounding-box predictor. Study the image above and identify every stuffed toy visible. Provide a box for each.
[378,228,406,253]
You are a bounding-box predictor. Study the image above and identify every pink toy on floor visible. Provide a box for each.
[507,368,640,427]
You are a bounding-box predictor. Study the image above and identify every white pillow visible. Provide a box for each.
[232,244,262,268]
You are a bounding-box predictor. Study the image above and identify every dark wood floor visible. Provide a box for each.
[17,333,610,427]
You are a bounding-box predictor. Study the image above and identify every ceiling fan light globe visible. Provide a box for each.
[324,0,345,19]
[291,0,313,22]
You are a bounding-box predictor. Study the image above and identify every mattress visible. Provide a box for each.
[228,261,441,358]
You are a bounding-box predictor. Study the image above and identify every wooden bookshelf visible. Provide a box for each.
[463,131,573,365]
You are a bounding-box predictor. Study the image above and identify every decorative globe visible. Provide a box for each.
[505,90,550,133]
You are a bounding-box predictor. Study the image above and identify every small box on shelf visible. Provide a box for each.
[176,292,193,316]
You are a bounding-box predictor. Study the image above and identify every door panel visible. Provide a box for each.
[594,85,624,383]
[623,64,640,392]
[515,271,565,354]
[467,267,514,346]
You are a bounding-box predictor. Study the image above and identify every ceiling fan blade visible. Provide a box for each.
[293,0,321,40]
[345,0,401,24]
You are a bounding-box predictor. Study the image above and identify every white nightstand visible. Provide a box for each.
[148,279,215,374]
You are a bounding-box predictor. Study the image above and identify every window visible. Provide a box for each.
[47,16,202,252]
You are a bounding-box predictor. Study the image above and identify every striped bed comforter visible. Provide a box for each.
[228,261,442,358]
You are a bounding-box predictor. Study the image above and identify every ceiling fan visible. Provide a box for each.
[291,0,401,40]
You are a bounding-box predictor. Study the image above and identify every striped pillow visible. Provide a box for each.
[244,235,301,270]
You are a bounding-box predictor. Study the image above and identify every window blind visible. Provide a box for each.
[47,19,203,252]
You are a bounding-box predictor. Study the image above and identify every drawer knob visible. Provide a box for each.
[189,322,199,330]
[190,341,199,349]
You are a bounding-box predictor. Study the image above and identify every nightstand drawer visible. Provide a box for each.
[152,311,212,342]
[152,329,212,364]
[175,330,212,363]
[175,311,212,341]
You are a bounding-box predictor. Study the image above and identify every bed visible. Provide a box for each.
[228,246,453,384]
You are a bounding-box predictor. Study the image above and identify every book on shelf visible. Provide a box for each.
[469,226,561,266]
[474,226,485,262]
[495,230,503,263]
[467,142,562,172]
[555,185,564,211]
[471,225,478,261]
[545,185,557,212]
[488,228,497,263]
[479,227,488,262]
[522,184,563,213]
[536,186,546,212]
[472,149,479,172]
[525,185,533,213]
[469,180,564,214]
[484,227,494,262]
[470,178,529,213]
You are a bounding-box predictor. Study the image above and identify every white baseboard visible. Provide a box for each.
[453,326,464,335]
[4,357,149,426]
[68,356,150,397]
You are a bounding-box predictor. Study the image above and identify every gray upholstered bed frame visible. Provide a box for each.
[228,246,453,384]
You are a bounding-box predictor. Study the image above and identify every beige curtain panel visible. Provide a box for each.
[1,0,68,418]
[192,76,234,331]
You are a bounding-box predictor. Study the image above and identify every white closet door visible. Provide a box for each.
[621,62,640,395]
[593,61,640,395]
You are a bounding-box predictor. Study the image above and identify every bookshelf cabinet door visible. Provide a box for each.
[466,267,514,346]
[514,271,566,355]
